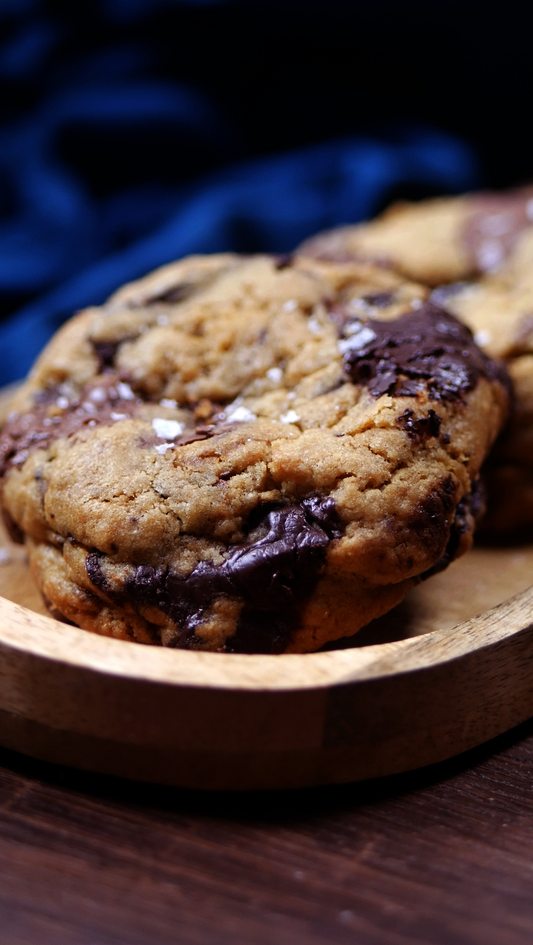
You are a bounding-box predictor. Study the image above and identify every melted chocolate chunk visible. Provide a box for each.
[85,552,112,593]
[340,302,504,402]
[175,428,216,446]
[92,340,120,369]
[0,378,142,478]
[409,475,458,562]
[397,408,442,441]
[362,292,395,308]
[463,187,533,274]
[86,497,342,654]
[422,479,485,579]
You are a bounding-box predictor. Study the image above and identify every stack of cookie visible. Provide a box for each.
[299,187,533,533]
[1,192,525,653]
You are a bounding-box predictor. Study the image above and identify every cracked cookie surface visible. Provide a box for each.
[0,254,510,652]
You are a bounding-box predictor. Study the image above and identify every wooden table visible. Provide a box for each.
[1,719,533,945]
[2,390,533,943]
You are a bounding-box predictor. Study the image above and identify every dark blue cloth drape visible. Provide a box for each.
[0,0,482,383]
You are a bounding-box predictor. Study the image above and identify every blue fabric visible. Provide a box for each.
[0,128,479,384]
[0,1,481,384]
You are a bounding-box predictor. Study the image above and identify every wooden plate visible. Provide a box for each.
[1,388,533,790]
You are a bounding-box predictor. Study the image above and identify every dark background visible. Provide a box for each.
[1,0,532,382]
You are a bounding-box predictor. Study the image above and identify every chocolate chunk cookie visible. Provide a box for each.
[0,255,510,652]
[299,188,533,533]
[298,186,533,286]
[431,256,533,532]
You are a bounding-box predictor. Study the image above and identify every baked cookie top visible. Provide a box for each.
[0,254,510,652]
[298,187,533,286]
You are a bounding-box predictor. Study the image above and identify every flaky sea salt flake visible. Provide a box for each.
[280,410,300,424]
[226,406,256,422]
[116,382,135,400]
[266,367,282,383]
[152,417,185,439]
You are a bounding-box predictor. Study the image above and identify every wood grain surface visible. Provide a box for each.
[2,542,533,940]
[2,720,533,945]
[2,519,533,789]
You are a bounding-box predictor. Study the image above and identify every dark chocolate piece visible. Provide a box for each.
[362,292,395,308]
[339,302,505,402]
[175,428,215,446]
[92,340,120,369]
[85,552,113,594]
[0,378,142,478]
[463,187,533,274]
[86,497,342,654]
[397,408,442,441]
[409,474,457,563]
[422,478,485,579]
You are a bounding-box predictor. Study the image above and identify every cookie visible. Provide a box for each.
[299,188,533,533]
[298,186,533,286]
[431,266,533,532]
[0,254,510,652]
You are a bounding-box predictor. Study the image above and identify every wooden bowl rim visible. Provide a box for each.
[2,582,532,693]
